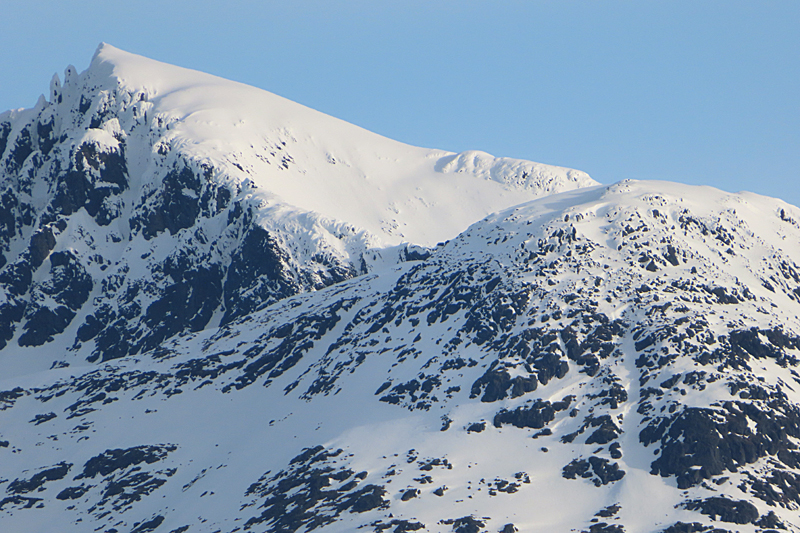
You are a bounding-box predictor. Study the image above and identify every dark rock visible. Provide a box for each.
[131,516,165,533]
[78,95,92,114]
[641,401,800,489]
[0,387,24,409]
[587,456,625,485]
[138,166,199,238]
[742,468,800,507]
[754,511,785,530]
[584,524,625,533]
[0,495,43,511]
[101,470,171,508]
[401,244,432,262]
[400,488,419,501]
[562,457,625,486]
[51,141,129,224]
[585,415,621,445]
[372,519,425,532]
[562,459,593,480]
[244,444,388,531]
[7,462,71,494]
[36,117,55,156]
[470,365,537,403]
[0,187,19,245]
[139,263,223,350]
[681,497,758,525]
[0,259,33,296]
[595,504,620,518]
[562,412,618,445]
[19,251,93,346]
[52,170,91,217]
[701,285,740,305]
[78,444,177,479]
[660,374,681,389]
[223,302,352,395]
[467,422,486,433]
[340,484,387,513]
[609,442,622,459]
[56,485,91,500]
[493,398,571,430]
[441,516,486,533]
[8,127,33,170]
[18,305,76,347]
[76,313,104,342]
[417,457,451,471]
[28,227,56,268]
[47,251,93,309]
[660,523,710,533]
[30,412,57,425]
[0,121,11,160]
[532,352,569,385]
[222,224,298,324]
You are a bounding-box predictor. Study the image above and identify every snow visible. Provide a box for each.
[3,176,800,531]
[87,43,597,248]
[3,44,800,533]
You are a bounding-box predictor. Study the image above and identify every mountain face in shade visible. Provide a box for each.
[2,45,800,533]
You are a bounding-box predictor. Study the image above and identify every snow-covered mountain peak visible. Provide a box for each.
[80,43,598,247]
[0,44,596,366]
[13,45,800,533]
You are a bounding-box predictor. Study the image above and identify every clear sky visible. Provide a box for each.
[2,1,798,206]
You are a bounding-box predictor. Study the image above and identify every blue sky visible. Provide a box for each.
[2,1,798,205]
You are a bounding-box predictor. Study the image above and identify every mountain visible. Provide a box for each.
[2,45,800,533]
[0,43,595,368]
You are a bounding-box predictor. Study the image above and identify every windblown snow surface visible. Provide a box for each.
[2,45,800,533]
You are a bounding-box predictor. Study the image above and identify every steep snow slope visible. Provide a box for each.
[84,44,594,247]
[0,44,596,365]
[2,180,800,533]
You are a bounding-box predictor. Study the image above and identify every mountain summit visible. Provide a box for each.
[0,43,595,365]
[83,43,596,248]
[2,46,800,533]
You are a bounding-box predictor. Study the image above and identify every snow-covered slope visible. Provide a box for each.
[0,44,596,364]
[83,44,595,247]
[3,178,800,533]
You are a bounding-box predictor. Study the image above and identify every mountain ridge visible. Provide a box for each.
[0,44,596,365]
[2,46,800,533]
[83,42,598,247]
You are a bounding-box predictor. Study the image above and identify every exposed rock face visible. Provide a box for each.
[0,60,377,360]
